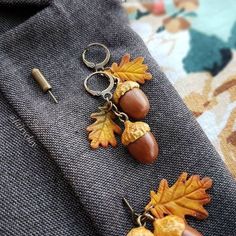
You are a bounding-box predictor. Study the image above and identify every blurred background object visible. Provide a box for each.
[124,0,236,178]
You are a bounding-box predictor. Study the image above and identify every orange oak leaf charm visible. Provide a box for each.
[145,172,213,220]
[87,106,122,149]
[107,54,152,84]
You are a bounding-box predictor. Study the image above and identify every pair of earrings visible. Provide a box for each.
[82,43,159,164]
[125,172,213,236]
[31,44,214,235]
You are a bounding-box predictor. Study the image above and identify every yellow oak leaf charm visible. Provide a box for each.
[145,172,213,220]
[87,106,122,149]
[107,54,152,84]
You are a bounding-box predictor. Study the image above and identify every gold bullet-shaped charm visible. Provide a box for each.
[31,68,58,104]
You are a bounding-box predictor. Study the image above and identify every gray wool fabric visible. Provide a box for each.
[0,0,236,235]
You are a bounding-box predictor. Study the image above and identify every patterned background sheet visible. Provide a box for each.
[124,0,236,178]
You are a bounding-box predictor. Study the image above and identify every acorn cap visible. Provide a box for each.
[121,121,150,146]
[153,215,185,236]
[113,81,140,104]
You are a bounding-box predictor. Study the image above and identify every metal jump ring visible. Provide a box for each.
[136,215,146,227]
[84,71,115,97]
[82,43,111,70]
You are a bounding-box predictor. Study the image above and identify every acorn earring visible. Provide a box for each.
[124,173,213,236]
[82,43,159,164]
[113,80,150,120]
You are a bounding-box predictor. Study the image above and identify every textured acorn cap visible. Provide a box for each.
[121,121,150,146]
[113,81,140,104]
[127,226,154,236]
[153,215,185,236]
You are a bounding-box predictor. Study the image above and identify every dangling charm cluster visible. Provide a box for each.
[125,173,213,236]
[82,43,159,164]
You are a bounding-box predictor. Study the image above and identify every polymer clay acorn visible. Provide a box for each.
[127,217,202,236]
[83,43,159,164]
[121,121,159,164]
[124,173,212,236]
[113,81,150,120]
[127,227,154,236]
[153,215,202,236]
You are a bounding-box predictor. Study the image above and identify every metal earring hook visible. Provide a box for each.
[84,71,115,97]
[82,43,111,70]
[123,197,155,227]
[123,198,142,226]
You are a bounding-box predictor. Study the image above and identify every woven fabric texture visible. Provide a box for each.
[125,0,236,178]
[0,0,236,235]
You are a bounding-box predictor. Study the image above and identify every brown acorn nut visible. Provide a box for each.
[121,121,159,164]
[113,81,150,120]
[153,215,203,236]
[127,226,154,236]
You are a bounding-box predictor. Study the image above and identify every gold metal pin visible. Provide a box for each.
[31,68,58,104]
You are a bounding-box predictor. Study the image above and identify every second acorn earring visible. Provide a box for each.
[82,43,159,164]
[113,80,150,120]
